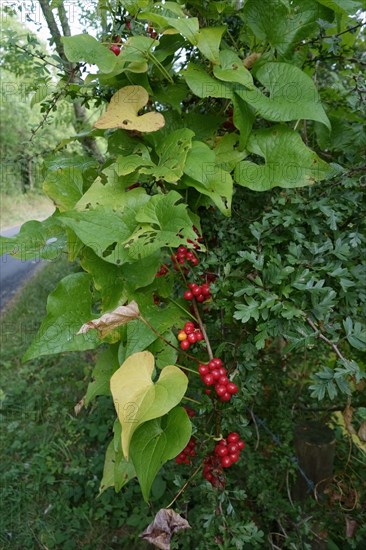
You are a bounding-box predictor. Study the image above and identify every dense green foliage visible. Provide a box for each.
[1,0,365,547]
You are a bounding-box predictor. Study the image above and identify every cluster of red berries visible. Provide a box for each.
[175,437,196,464]
[214,432,245,467]
[156,264,169,277]
[173,246,199,268]
[202,454,225,488]
[178,322,203,350]
[183,282,211,302]
[203,433,245,487]
[198,358,238,402]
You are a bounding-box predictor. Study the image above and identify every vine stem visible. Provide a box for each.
[139,315,200,363]
[306,317,346,362]
[191,299,214,360]
[176,364,200,376]
[182,396,201,405]
[165,463,203,509]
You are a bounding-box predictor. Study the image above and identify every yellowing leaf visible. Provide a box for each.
[94,86,165,132]
[110,351,188,459]
[77,301,140,338]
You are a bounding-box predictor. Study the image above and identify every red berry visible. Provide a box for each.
[204,389,211,395]
[201,284,211,295]
[227,433,240,443]
[218,375,229,386]
[237,440,245,450]
[191,257,199,266]
[227,382,238,395]
[184,290,193,300]
[227,443,239,454]
[180,340,190,351]
[187,332,197,344]
[196,294,205,302]
[109,44,121,56]
[230,453,240,463]
[215,445,228,457]
[198,364,209,376]
[218,367,227,376]
[202,374,215,386]
[186,251,194,260]
[220,392,232,402]
[221,455,232,468]
[178,246,187,254]
[215,385,227,397]
[212,358,223,368]
[192,286,201,296]
[195,330,204,341]
[204,472,213,482]
[184,323,195,334]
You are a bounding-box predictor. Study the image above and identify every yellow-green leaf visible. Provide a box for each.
[94,86,165,132]
[110,351,188,458]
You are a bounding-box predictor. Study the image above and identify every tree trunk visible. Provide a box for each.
[38,0,104,163]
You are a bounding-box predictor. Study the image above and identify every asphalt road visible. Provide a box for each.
[0,226,43,312]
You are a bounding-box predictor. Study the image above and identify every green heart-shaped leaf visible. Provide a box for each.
[130,406,192,501]
[110,351,188,458]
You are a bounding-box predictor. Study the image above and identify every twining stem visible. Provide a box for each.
[306,317,346,362]
[168,297,197,322]
[139,315,200,363]
[176,364,200,375]
[166,463,203,509]
[191,299,214,360]
[183,396,202,405]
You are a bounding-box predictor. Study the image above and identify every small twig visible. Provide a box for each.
[176,364,200,375]
[191,299,213,360]
[306,317,346,362]
[250,408,260,451]
[182,396,201,405]
[165,463,203,509]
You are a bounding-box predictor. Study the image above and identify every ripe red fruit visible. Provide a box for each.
[202,374,215,386]
[227,433,240,443]
[218,375,229,385]
[227,443,239,454]
[221,456,232,468]
[196,294,205,302]
[215,445,228,457]
[230,453,240,463]
[195,330,203,341]
[187,332,197,344]
[192,286,201,296]
[191,257,199,266]
[220,392,232,402]
[109,44,121,56]
[198,364,209,376]
[180,340,190,351]
[183,290,193,300]
[227,382,238,395]
[215,384,227,397]
[238,440,245,450]
[184,322,195,333]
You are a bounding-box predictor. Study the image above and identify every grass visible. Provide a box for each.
[0,259,151,549]
[0,191,54,231]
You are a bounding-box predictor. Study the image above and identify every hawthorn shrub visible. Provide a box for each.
[2,1,365,547]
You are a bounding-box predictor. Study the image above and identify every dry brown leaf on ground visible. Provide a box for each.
[140,508,190,550]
